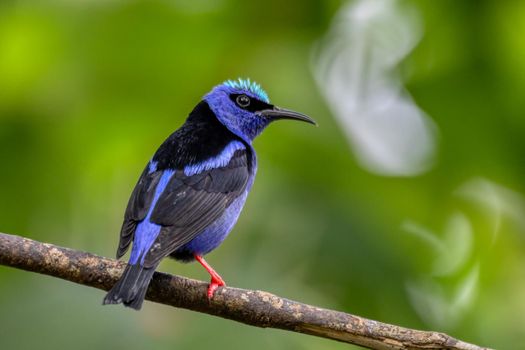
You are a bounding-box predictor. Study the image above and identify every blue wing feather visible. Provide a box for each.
[143,148,251,267]
[118,144,252,268]
[128,169,174,265]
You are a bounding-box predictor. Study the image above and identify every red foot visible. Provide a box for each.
[194,254,226,299]
[207,273,226,299]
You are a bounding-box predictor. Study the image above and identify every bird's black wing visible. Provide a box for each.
[116,166,163,258]
[142,149,250,267]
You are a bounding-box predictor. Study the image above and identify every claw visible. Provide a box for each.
[194,254,226,299]
[207,274,226,299]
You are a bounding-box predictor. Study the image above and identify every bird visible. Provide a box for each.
[103,78,316,310]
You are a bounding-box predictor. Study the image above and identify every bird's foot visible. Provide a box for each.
[194,254,226,299]
[207,273,226,299]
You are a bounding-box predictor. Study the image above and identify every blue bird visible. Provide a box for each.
[103,78,316,309]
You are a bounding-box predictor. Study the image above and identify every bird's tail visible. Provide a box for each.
[103,263,156,310]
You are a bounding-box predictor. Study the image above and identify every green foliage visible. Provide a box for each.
[0,1,524,349]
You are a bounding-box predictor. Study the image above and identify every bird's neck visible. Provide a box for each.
[153,101,249,171]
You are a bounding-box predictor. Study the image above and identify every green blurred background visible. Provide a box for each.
[1,0,524,349]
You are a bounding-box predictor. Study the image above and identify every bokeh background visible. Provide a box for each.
[1,0,524,349]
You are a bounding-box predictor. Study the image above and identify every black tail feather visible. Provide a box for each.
[103,263,156,310]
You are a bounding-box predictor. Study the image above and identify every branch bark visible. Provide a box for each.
[0,232,489,350]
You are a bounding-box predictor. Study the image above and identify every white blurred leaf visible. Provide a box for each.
[402,220,445,252]
[451,264,479,312]
[312,0,438,176]
[406,278,448,328]
[457,177,525,242]
[403,214,472,276]
[432,212,472,276]
[406,264,479,330]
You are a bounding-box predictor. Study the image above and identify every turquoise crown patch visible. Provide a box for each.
[223,78,269,103]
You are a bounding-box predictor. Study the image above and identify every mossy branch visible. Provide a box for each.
[0,232,490,350]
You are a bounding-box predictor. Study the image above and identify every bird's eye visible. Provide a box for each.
[236,94,251,108]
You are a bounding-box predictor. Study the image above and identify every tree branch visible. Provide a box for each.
[0,232,489,350]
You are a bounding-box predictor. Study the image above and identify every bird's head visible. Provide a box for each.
[204,78,316,142]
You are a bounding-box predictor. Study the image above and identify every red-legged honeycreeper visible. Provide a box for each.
[103,79,316,309]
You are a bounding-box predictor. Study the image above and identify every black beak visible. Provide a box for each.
[259,106,317,126]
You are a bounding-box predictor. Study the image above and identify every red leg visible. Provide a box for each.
[194,254,226,298]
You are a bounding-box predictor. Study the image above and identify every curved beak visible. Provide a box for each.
[259,106,317,126]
